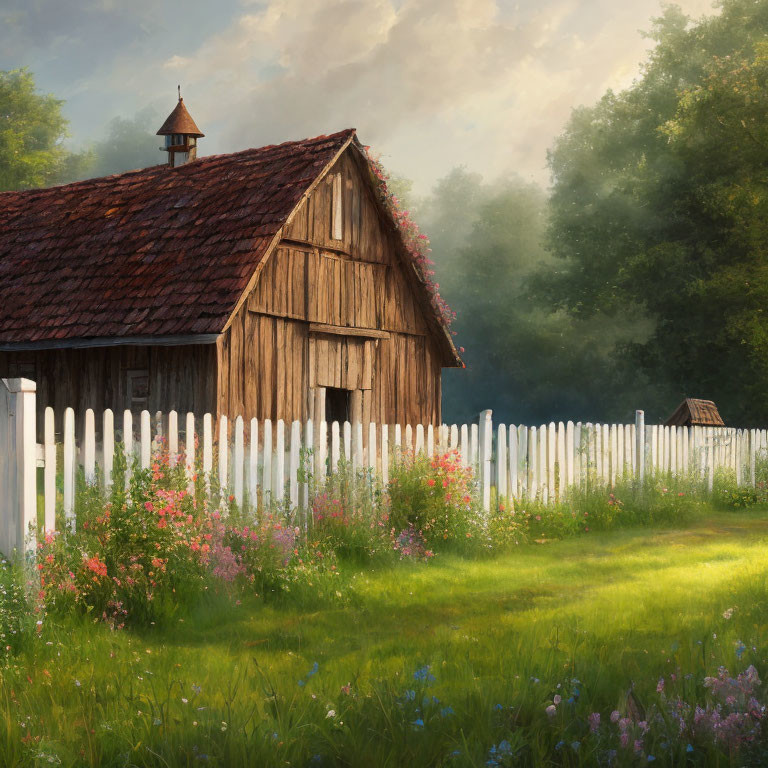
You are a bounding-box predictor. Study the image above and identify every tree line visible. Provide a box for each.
[4,0,768,426]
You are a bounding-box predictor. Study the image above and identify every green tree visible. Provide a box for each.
[421,171,655,424]
[546,0,768,425]
[0,68,74,190]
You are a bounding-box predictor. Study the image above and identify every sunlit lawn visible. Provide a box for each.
[5,509,768,766]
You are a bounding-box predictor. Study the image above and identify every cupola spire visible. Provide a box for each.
[156,87,204,167]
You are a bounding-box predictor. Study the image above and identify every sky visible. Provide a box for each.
[1,0,718,193]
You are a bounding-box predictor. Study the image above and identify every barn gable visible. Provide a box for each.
[215,141,454,426]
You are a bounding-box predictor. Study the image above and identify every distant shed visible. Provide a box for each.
[665,398,724,427]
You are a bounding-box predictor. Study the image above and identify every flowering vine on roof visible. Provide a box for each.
[363,148,457,332]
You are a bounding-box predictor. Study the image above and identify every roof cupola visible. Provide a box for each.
[156,87,204,168]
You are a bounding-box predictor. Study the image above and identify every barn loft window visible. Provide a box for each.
[126,369,150,412]
[331,173,343,240]
[325,387,350,424]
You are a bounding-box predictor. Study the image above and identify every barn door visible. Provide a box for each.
[308,332,374,425]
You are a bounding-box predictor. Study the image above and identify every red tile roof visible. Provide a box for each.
[0,129,355,345]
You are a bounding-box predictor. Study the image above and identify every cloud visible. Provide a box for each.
[0,0,720,191]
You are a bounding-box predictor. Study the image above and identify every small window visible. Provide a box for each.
[325,387,350,424]
[126,369,149,412]
[331,173,343,240]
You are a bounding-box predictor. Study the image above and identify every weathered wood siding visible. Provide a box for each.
[0,344,216,436]
[217,146,442,425]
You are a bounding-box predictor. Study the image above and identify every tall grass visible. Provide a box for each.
[2,510,768,765]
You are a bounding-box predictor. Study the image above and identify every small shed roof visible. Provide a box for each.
[665,398,725,427]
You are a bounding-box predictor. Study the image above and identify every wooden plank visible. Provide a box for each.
[426,424,434,457]
[460,424,468,466]
[565,421,574,490]
[203,413,213,490]
[43,407,55,532]
[353,421,364,473]
[556,421,565,500]
[308,322,389,339]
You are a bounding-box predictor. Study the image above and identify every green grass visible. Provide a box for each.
[5,508,768,766]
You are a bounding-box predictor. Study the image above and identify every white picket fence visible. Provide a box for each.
[1,378,766,558]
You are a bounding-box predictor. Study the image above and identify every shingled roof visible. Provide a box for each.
[665,398,725,427]
[0,129,356,346]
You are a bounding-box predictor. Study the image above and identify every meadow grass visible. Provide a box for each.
[5,508,768,766]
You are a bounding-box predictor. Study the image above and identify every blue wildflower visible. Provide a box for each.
[405,689,416,701]
[413,718,424,727]
[555,741,565,751]
[441,706,455,717]
[498,740,512,754]
[298,680,305,687]
[647,756,655,763]
[736,641,746,659]
[308,662,319,677]
[414,665,436,683]
[494,703,504,711]
[571,741,580,752]
[567,697,575,705]
[686,744,694,753]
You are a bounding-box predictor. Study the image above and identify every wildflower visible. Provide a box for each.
[610,710,620,723]
[440,706,454,717]
[414,665,436,683]
[412,718,424,727]
[326,710,336,719]
[657,677,664,693]
[588,712,600,732]
[546,704,557,717]
[553,694,561,705]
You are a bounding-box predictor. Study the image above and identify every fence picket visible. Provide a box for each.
[168,410,178,468]
[203,413,213,488]
[331,421,341,472]
[529,426,538,499]
[497,424,507,500]
[368,422,377,475]
[185,412,195,487]
[508,425,518,500]
[275,419,285,501]
[218,415,228,493]
[248,418,258,505]
[103,409,114,491]
[43,408,55,532]
[289,420,300,508]
[381,424,389,485]
[63,407,75,526]
[84,409,96,484]
[140,410,151,470]
[234,416,244,507]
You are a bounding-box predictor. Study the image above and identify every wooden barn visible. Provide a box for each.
[0,99,461,433]
[665,398,725,427]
